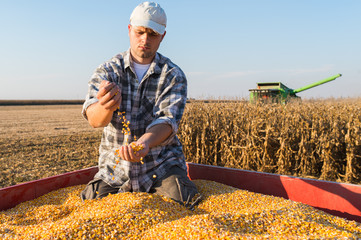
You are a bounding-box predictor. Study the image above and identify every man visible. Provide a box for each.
[81,2,201,209]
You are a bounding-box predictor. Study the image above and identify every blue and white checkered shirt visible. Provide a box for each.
[82,49,188,193]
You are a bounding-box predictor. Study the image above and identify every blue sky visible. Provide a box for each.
[1,0,360,100]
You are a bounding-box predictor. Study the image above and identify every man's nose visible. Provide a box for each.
[141,33,149,43]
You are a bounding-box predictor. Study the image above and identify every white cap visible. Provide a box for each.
[130,2,167,35]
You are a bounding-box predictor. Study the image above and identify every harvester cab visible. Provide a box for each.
[249,73,342,104]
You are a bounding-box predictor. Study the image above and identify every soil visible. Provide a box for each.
[0,105,102,188]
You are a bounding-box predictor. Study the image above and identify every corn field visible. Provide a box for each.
[1,99,361,188]
[179,98,361,184]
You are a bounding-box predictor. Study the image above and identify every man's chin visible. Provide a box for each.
[139,54,154,61]
[131,50,155,63]
[140,52,153,58]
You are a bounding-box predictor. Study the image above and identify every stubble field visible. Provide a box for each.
[0,105,102,188]
[1,98,361,189]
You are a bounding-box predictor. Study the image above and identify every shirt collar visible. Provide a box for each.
[124,48,162,76]
[124,49,132,70]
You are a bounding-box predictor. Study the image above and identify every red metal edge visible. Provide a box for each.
[0,166,98,211]
[187,162,361,223]
[1,163,361,224]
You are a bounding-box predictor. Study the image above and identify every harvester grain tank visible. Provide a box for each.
[249,73,342,103]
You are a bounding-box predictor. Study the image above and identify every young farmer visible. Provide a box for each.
[81,2,201,209]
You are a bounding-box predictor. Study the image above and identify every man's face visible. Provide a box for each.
[128,25,165,64]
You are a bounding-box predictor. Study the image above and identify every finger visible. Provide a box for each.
[97,81,112,99]
[136,146,147,158]
[100,82,116,99]
[107,94,122,112]
[115,89,122,104]
[123,144,133,162]
[122,144,140,162]
[98,80,107,90]
[99,80,109,89]
[127,144,136,160]
[103,82,116,92]
[102,88,121,110]
[119,146,129,161]
[104,84,119,101]
[110,85,120,98]
[98,84,118,106]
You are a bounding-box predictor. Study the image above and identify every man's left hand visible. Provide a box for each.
[118,142,149,162]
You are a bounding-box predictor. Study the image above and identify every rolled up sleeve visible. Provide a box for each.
[147,72,187,146]
[81,61,118,120]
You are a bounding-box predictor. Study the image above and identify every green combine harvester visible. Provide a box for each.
[249,73,342,103]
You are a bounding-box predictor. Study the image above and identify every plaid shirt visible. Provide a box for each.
[82,49,187,192]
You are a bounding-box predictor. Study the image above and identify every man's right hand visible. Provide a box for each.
[86,80,122,128]
[96,80,122,112]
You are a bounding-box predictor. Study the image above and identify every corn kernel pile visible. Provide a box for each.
[1,180,360,239]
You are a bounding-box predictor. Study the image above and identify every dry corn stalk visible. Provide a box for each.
[178,98,361,184]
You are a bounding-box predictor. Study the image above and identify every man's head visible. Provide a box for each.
[128,2,167,64]
[130,2,167,35]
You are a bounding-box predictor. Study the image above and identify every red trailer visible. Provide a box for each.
[1,163,361,223]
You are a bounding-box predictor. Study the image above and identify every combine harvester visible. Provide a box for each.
[249,73,342,103]
[1,162,361,223]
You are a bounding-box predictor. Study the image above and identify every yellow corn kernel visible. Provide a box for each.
[131,142,144,153]
[0,180,360,239]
